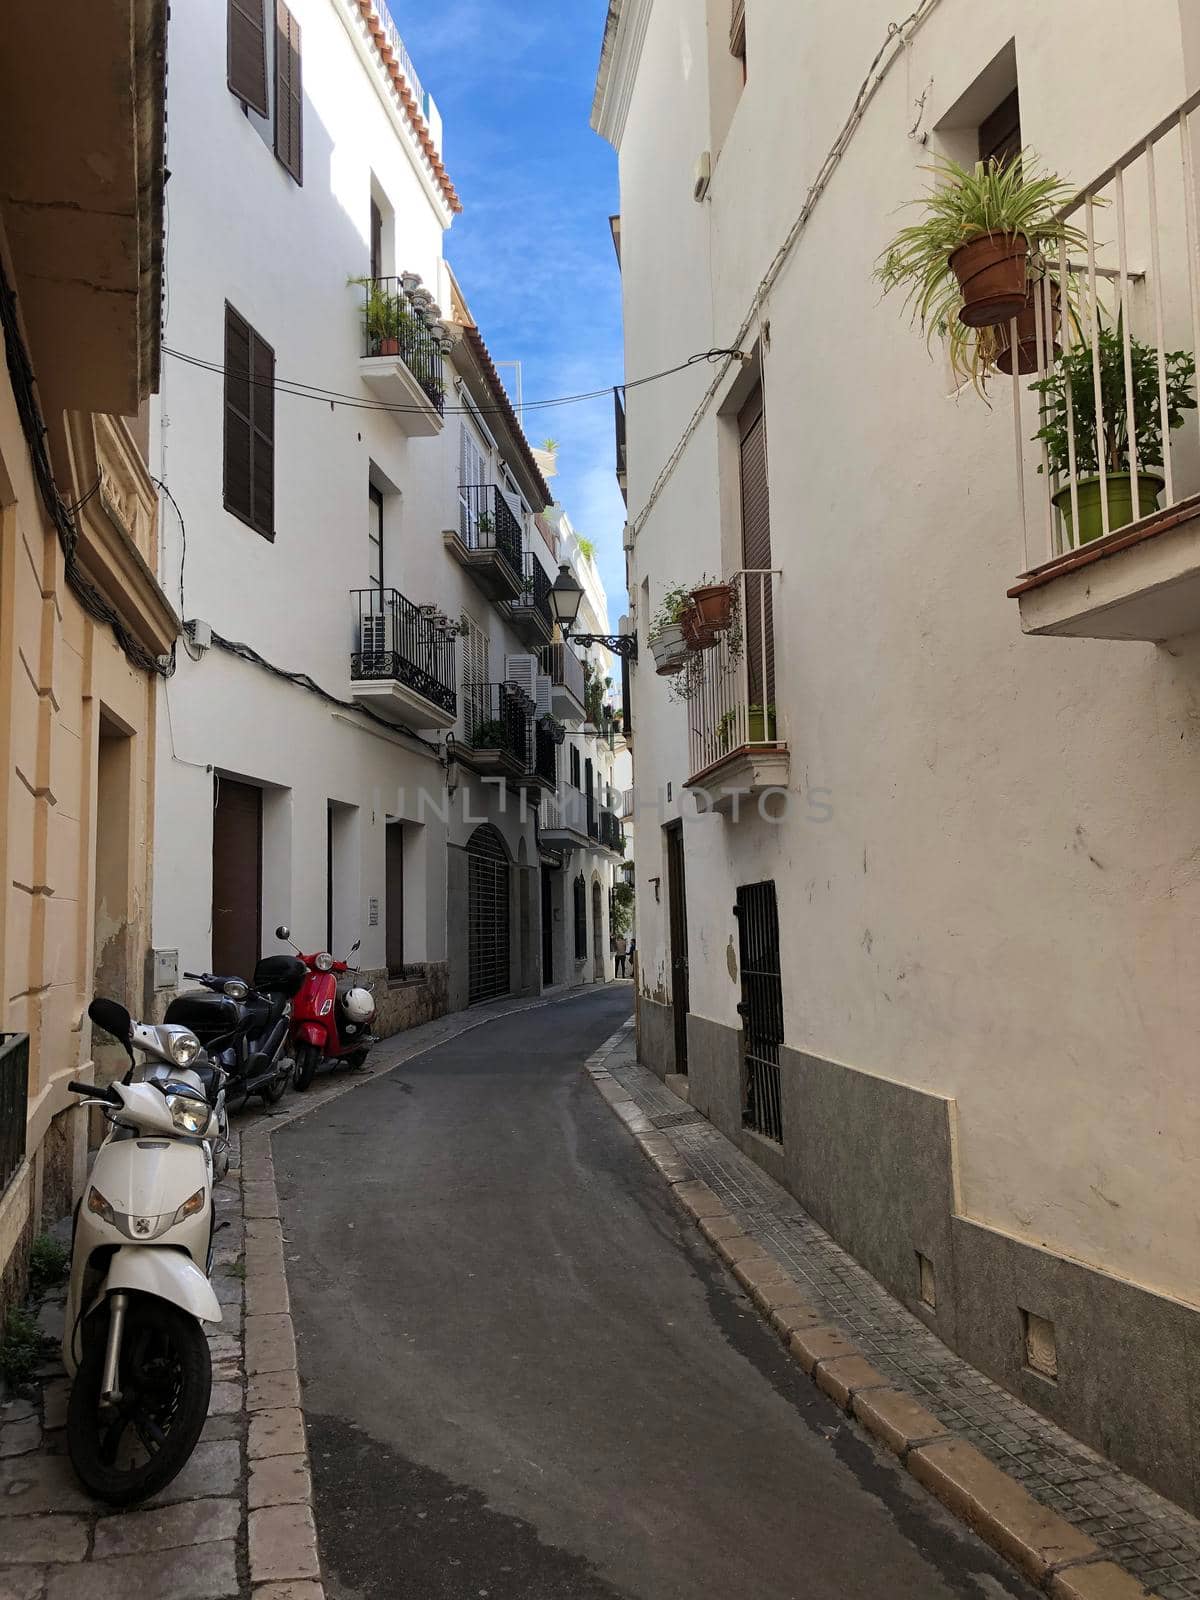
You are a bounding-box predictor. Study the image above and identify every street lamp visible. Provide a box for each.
[548,563,638,661]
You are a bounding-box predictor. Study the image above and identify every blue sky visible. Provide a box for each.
[399,1,628,616]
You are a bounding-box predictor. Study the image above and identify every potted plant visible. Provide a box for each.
[400,270,422,294]
[690,575,736,631]
[681,603,718,651]
[350,275,416,357]
[994,280,1063,376]
[1031,314,1195,543]
[472,719,511,751]
[476,511,495,535]
[648,582,692,674]
[716,704,777,749]
[876,154,1086,351]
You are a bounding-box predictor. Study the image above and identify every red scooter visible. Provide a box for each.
[274,925,378,1091]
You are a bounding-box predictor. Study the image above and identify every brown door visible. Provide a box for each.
[738,386,775,709]
[212,777,262,980]
[386,822,404,977]
[666,822,690,1073]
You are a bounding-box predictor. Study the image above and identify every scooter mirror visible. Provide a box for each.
[88,996,133,1053]
[275,925,290,941]
[349,940,361,956]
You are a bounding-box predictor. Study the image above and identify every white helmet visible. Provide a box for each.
[342,986,375,1024]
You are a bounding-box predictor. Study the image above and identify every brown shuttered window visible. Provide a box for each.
[979,89,1021,171]
[224,305,275,540]
[738,385,774,706]
[228,0,269,117]
[274,1,303,184]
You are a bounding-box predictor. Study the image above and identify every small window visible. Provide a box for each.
[570,746,581,789]
[370,199,383,283]
[730,0,747,78]
[228,0,269,116]
[274,1,303,183]
[223,304,275,540]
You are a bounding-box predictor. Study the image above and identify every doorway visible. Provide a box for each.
[467,824,510,1004]
[386,821,405,977]
[540,867,553,986]
[591,879,604,981]
[665,822,690,1073]
[212,776,262,980]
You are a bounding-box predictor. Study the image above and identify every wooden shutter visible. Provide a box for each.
[228,0,269,116]
[979,90,1021,171]
[212,777,262,981]
[738,386,774,706]
[224,304,275,539]
[274,1,303,184]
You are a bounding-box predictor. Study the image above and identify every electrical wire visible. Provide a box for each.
[161,344,741,419]
[626,0,947,543]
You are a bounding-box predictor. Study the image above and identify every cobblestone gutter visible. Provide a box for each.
[587,1020,1200,1600]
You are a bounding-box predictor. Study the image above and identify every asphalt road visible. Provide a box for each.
[276,986,1036,1600]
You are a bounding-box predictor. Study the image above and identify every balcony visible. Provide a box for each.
[540,642,586,720]
[685,569,789,815]
[540,782,592,847]
[349,589,457,730]
[454,681,533,780]
[599,809,626,856]
[444,485,523,602]
[1007,89,1200,642]
[358,276,445,438]
[506,552,554,648]
[614,387,628,507]
[513,720,558,803]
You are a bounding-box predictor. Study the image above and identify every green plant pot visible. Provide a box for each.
[1052,472,1165,545]
[748,707,777,743]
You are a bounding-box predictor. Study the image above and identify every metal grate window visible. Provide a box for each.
[0,1034,29,1195]
[735,880,784,1142]
[467,825,510,1004]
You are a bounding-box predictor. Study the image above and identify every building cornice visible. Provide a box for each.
[591,0,654,149]
[336,0,461,221]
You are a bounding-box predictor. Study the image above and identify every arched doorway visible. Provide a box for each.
[467,824,510,1004]
[592,878,604,982]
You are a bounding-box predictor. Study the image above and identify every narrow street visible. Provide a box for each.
[276,988,1036,1600]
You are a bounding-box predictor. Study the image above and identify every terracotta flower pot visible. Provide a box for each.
[690,582,735,630]
[995,282,1061,375]
[681,605,718,651]
[949,232,1030,329]
[376,337,400,356]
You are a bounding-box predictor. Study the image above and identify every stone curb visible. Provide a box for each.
[237,984,629,1597]
[583,1023,1163,1600]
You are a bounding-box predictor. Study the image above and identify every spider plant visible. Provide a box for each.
[875,153,1088,386]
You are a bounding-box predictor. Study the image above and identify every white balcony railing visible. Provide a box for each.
[687,569,782,780]
[1011,87,1200,570]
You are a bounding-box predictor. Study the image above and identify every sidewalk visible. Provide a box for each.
[0,983,620,1600]
[588,1022,1200,1600]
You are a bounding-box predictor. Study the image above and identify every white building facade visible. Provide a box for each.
[597,0,1200,1510]
[150,0,623,1030]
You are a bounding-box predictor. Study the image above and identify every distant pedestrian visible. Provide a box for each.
[613,933,628,977]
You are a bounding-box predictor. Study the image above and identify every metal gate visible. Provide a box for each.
[467,825,510,1004]
[735,880,783,1141]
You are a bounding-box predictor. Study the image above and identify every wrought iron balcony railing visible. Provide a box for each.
[461,681,531,762]
[458,484,523,580]
[687,569,783,779]
[512,551,553,627]
[0,1032,29,1195]
[599,809,626,855]
[540,641,586,708]
[360,275,445,413]
[350,589,457,714]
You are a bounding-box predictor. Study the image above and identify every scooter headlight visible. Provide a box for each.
[314,951,334,972]
[172,1187,207,1225]
[167,1030,202,1067]
[165,1089,210,1136]
[222,979,249,1001]
[87,1186,115,1224]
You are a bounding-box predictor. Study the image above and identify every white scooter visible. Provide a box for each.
[63,996,223,1504]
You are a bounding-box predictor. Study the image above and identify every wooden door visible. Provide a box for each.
[212,777,262,980]
[666,822,690,1073]
[386,822,404,976]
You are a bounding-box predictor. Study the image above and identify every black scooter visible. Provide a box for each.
[164,954,307,1109]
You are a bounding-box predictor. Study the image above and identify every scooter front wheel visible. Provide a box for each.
[292,1042,320,1091]
[67,1293,211,1506]
[259,1064,290,1105]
